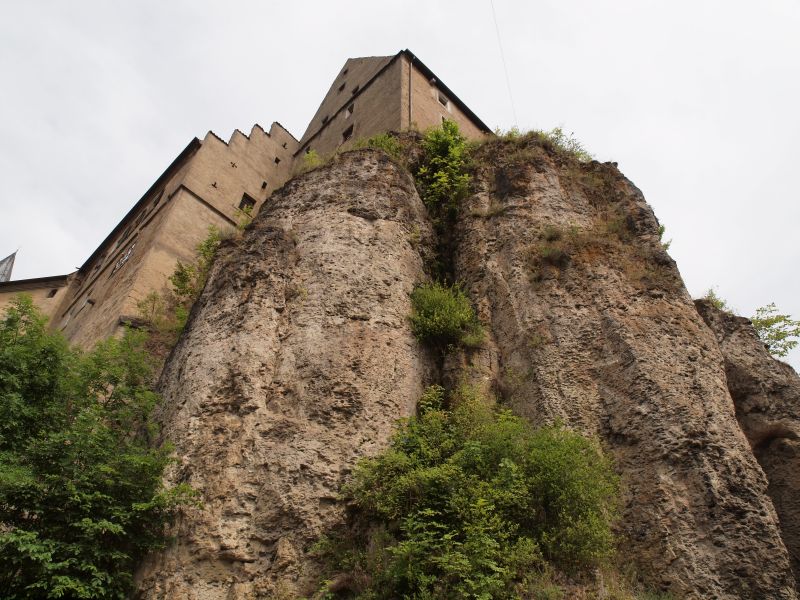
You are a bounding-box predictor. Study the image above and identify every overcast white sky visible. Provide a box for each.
[1,0,798,367]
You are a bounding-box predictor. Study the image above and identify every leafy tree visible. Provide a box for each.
[0,296,189,599]
[318,385,619,599]
[751,303,800,358]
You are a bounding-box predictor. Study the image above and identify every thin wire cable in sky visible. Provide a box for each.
[489,0,517,128]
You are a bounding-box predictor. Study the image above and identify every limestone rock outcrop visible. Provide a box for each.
[135,150,434,598]
[696,299,800,584]
[136,141,799,599]
[452,138,797,599]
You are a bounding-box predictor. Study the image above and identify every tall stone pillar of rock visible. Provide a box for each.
[453,137,797,599]
[135,150,434,599]
[695,299,800,586]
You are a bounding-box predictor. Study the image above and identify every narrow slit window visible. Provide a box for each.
[342,124,354,143]
[352,84,360,95]
[345,103,354,119]
[338,82,346,93]
[322,115,329,125]
[47,289,58,298]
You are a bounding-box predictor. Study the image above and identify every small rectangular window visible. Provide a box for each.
[239,194,256,211]
[352,84,360,94]
[345,103,354,119]
[342,125,354,143]
[47,289,58,298]
[338,82,346,93]
[274,157,281,164]
[438,91,450,109]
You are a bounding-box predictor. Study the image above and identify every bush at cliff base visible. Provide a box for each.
[0,296,190,599]
[320,384,620,599]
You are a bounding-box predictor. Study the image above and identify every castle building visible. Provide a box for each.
[0,50,491,347]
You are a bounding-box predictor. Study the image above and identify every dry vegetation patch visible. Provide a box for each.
[526,211,676,291]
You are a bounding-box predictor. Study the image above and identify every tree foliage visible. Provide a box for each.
[0,296,189,599]
[415,120,471,211]
[319,385,620,599]
[751,303,800,358]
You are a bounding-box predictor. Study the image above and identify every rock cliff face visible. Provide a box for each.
[136,141,799,599]
[452,138,796,599]
[696,299,800,584]
[135,151,434,598]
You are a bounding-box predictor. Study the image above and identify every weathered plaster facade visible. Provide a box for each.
[0,50,489,347]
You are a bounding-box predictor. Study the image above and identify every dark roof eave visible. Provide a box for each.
[0,273,72,291]
[77,137,203,273]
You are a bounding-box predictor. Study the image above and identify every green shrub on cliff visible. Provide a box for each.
[409,282,484,348]
[354,133,405,162]
[0,296,189,599]
[136,226,224,356]
[318,385,620,598]
[415,120,471,210]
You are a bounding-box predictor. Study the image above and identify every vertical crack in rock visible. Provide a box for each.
[453,139,797,599]
[696,299,800,588]
[135,150,435,599]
